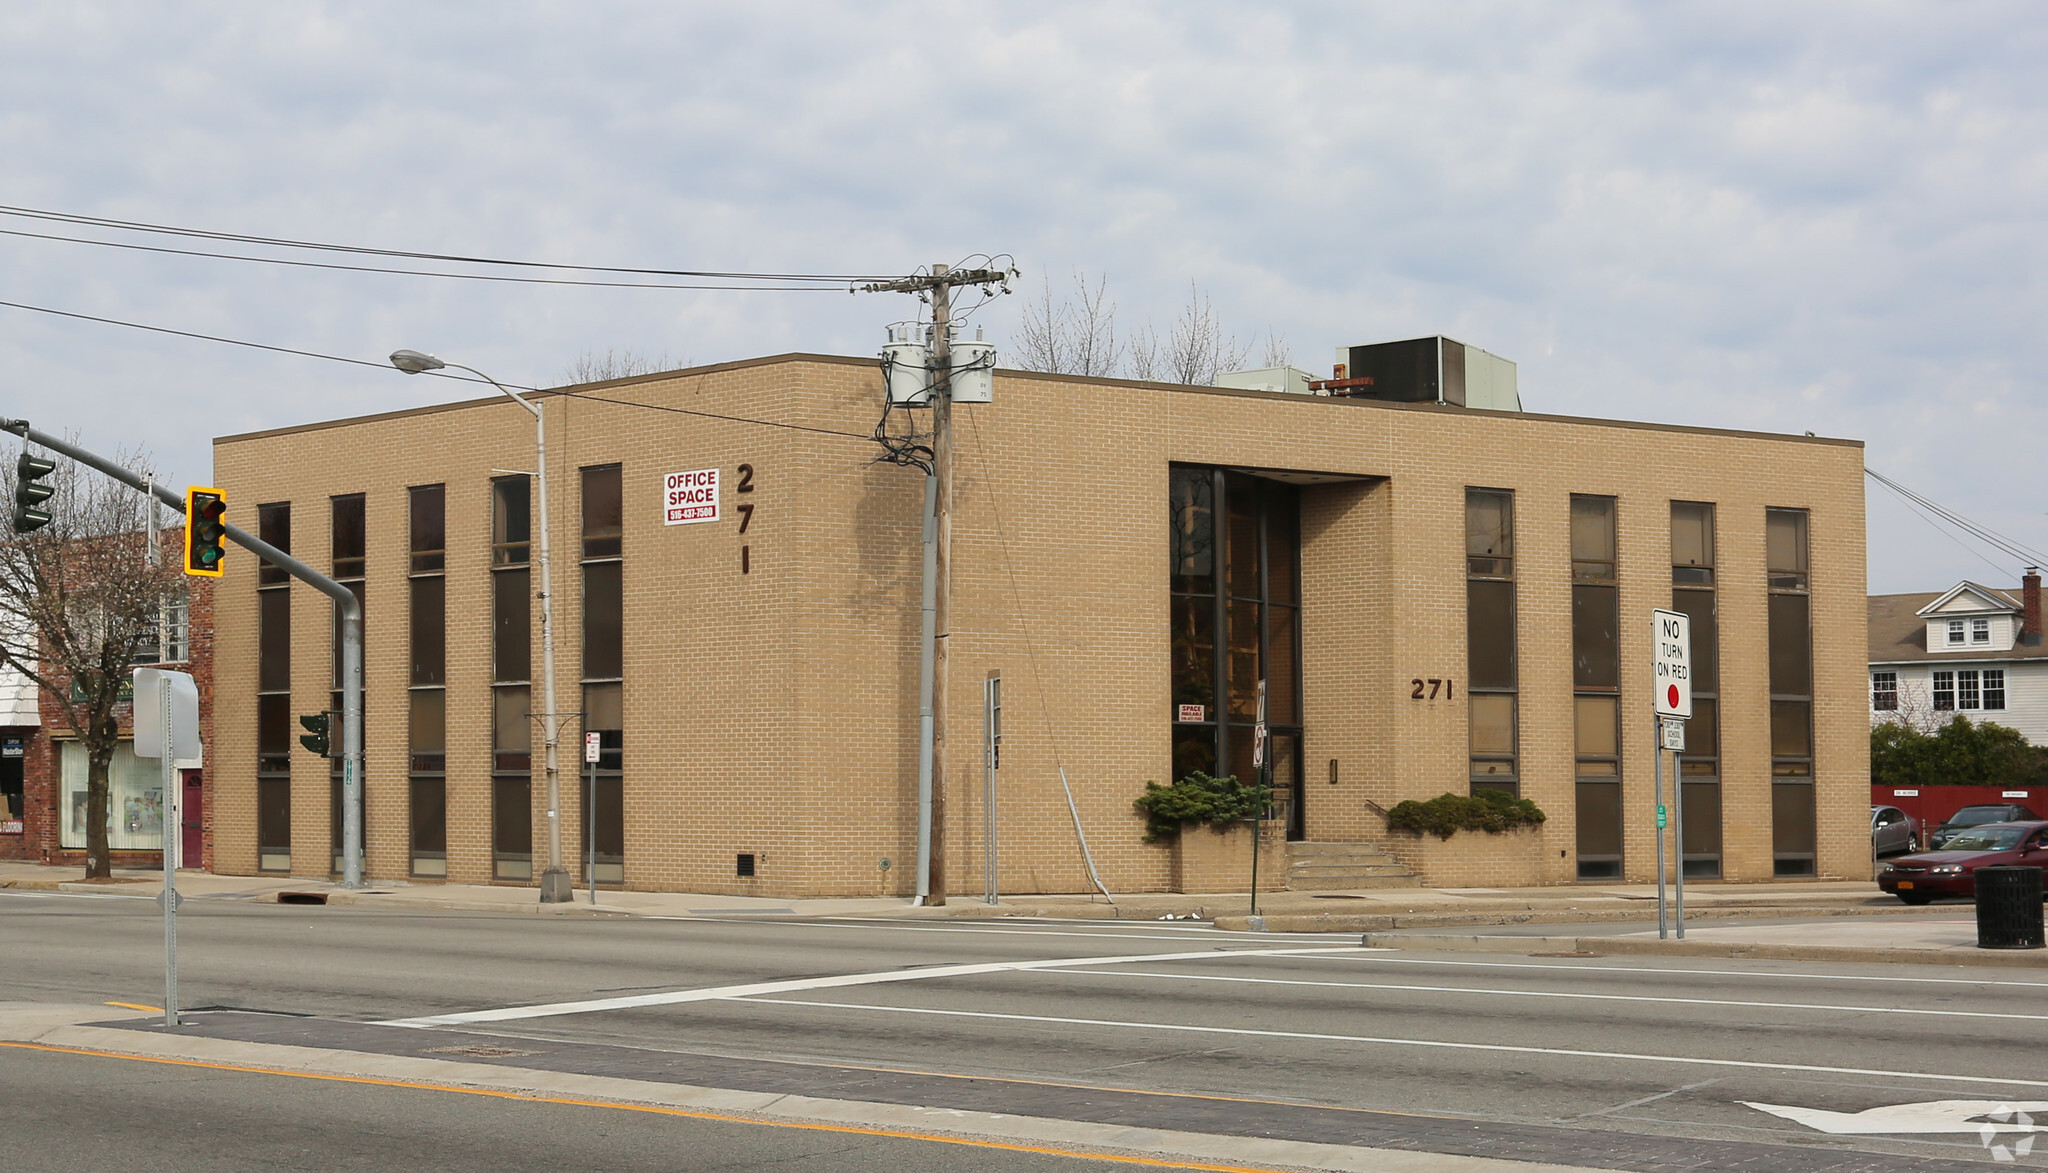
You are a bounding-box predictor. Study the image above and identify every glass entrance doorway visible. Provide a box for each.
[1168,467,1306,840]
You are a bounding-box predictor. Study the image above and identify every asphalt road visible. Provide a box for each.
[5,887,2045,1170]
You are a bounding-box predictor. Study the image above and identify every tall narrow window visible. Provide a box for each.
[491,476,533,881]
[255,502,292,872]
[409,484,447,878]
[1768,508,1815,876]
[580,465,625,885]
[329,495,366,876]
[1571,496,1621,878]
[1165,468,1305,837]
[1467,488,1517,795]
[1871,671,1898,711]
[1671,501,1721,878]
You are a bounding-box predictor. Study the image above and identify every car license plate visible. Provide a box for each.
[1897,881,1914,889]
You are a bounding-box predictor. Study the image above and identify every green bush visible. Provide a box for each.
[1386,790,1546,840]
[1133,771,1269,842]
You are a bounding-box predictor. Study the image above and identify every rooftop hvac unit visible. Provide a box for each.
[1329,336,1520,411]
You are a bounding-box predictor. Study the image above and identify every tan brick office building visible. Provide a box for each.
[210,353,1870,895]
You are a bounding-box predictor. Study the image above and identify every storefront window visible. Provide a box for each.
[59,742,164,851]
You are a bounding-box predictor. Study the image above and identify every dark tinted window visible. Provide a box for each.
[331,494,366,579]
[410,485,445,574]
[582,466,622,560]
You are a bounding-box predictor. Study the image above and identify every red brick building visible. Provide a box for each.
[0,572,216,869]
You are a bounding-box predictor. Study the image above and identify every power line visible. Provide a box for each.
[0,202,904,283]
[0,295,874,442]
[1866,468,2048,571]
[0,226,860,292]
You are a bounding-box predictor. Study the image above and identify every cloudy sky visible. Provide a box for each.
[3,2,2045,592]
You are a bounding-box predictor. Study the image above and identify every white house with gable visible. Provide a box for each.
[1868,573,2048,743]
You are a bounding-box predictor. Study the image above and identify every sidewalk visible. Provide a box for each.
[5,859,2041,967]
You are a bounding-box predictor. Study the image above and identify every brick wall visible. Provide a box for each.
[210,355,1870,894]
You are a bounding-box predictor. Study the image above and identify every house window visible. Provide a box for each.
[1948,619,1966,646]
[1933,670,1955,711]
[1973,618,1991,644]
[131,591,191,665]
[1871,671,1898,711]
[1985,669,2007,710]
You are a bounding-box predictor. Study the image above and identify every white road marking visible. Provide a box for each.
[1323,952,2048,989]
[729,920,1363,945]
[1035,967,2048,1022]
[373,945,1376,1027]
[732,996,2048,1091]
[0,889,149,901]
[1744,1099,2048,1135]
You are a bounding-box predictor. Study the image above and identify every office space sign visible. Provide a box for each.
[663,469,721,525]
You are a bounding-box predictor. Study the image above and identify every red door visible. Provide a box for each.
[181,770,204,868]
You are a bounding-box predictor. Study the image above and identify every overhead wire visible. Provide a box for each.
[0,226,860,291]
[0,202,903,283]
[1865,468,2048,572]
[0,296,874,442]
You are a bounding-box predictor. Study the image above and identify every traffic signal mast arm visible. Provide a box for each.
[0,418,369,888]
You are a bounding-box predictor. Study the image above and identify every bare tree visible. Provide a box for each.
[0,441,184,878]
[1012,271,1121,377]
[557,348,685,387]
[1156,282,1251,386]
[1260,328,1294,370]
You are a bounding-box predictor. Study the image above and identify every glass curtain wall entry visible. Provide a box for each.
[1670,501,1721,877]
[491,476,533,881]
[330,495,366,876]
[1467,489,1518,796]
[255,502,292,873]
[409,485,448,877]
[1167,467,1305,839]
[1767,508,1817,876]
[1571,496,1622,878]
[581,465,625,885]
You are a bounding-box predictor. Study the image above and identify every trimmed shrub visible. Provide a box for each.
[1386,790,1547,840]
[1133,771,1269,842]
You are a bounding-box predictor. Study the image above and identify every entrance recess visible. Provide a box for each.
[1168,467,1306,839]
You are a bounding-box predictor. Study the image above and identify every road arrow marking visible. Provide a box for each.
[1744,1100,2048,1135]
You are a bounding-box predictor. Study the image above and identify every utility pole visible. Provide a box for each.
[863,262,1009,906]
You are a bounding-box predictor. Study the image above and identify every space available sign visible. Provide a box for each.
[663,469,720,525]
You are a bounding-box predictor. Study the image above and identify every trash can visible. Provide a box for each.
[1976,866,2045,950]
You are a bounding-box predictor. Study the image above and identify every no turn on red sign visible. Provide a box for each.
[1652,608,1693,718]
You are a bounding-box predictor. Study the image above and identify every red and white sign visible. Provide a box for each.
[663,469,721,525]
[1176,704,1205,723]
[1651,608,1693,718]
[585,732,602,764]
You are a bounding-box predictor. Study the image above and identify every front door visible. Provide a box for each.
[181,770,204,868]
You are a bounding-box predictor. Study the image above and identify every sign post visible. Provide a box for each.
[1249,680,1269,918]
[1651,609,1693,940]
[584,731,601,905]
[133,668,199,1028]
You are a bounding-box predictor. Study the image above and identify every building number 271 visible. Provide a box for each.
[1410,678,1454,700]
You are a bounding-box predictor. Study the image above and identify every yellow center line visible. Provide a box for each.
[103,1001,162,1013]
[0,1041,1295,1172]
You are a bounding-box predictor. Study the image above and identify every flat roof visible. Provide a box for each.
[216,351,1863,450]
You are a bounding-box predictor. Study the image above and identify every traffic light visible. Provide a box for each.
[184,487,227,577]
[13,453,55,533]
[299,713,331,757]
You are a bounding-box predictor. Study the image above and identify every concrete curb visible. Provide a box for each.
[1357,931,2048,968]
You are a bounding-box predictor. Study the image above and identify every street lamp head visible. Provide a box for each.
[389,349,445,375]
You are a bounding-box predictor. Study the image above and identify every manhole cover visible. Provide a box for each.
[423,1045,541,1059]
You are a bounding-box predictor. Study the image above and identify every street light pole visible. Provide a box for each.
[391,351,571,903]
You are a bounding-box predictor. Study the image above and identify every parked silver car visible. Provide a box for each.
[1871,805,1919,857]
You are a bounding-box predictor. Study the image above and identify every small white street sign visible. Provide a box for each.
[584,732,602,764]
[1651,608,1693,718]
[663,469,721,525]
[1660,717,1686,752]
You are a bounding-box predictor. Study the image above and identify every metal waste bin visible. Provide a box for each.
[1976,866,2045,950]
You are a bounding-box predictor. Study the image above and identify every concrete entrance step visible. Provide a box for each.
[1284,841,1420,891]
